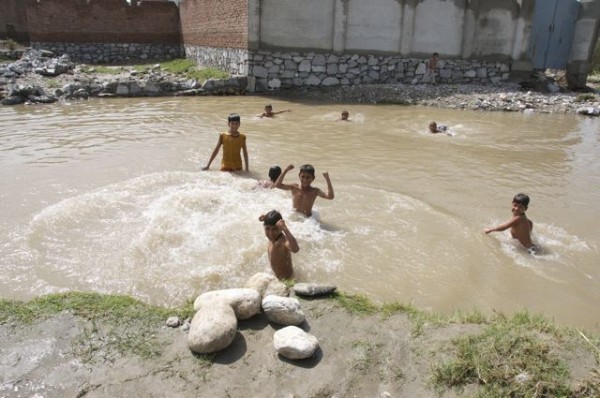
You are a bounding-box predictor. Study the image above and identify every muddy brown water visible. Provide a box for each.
[1,96,599,330]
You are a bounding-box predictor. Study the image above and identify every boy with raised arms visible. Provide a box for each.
[275,164,334,217]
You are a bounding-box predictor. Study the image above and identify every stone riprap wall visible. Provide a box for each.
[0,0,29,43]
[180,0,248,74]
[184,45,248,76]
[248,51,510,92]
[253,0,534,62]
[31,42,182,64]
[25,0,181,62]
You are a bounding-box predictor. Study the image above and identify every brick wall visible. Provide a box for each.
[180,0,248,49]
[0,0,30,42]
[26,0,181,44]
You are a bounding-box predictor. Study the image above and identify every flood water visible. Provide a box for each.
[1,96,599,330]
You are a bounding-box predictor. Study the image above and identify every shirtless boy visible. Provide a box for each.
[256,165,282,189]
[259,210,299,280]
[485,193,538,254]
[275,164,334,217]
[259,104,291,118]
[428,121,447,134]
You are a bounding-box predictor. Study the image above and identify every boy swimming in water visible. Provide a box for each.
[259,104,291,118]
[339,110,350,121]
[428,121,447,134]
[485,193,539,254]
[259,210,299,280]
[275,164,334,217]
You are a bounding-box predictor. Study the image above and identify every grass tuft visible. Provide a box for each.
[431,311,573,397]
[331,292,378,315]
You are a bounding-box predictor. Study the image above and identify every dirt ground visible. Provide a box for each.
[1,296,598,398]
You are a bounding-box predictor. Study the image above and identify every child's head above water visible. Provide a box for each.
[513,193,530,208]
[299,164,315,177]
[228,113,241,123]
[429,121,437,133]
[259,209,282,226]
[341,110,349,120]
[268,165,282,182]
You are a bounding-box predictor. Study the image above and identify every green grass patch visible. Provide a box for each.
[186,67,229,82]
[430,310,574,397]
[0,292,195,325]
[575,93,597,103]
[80,65,122,75]
[132,59,229,82]
[0,292,197,362]
[331,292,378,315]
[46,79,60,88]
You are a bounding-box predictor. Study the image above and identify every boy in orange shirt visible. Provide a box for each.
[202,113,249,172]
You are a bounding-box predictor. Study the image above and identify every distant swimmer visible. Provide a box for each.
[275,164,334,217]
[428,121,449,134]
[259,104,291,118]
[339,110,350,121]
[259,210,299,280]
[485,193,539,255]
[202,113,249,172]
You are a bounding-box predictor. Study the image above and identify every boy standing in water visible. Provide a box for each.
[202,113,249,172]
[275,164,334,217]
[259,210,299,280]
[485,193,538,254]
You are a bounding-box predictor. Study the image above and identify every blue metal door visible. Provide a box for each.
[530,0,580,69]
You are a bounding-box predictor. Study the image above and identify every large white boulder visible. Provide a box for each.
[262,295,305,326]
[187,301,237,354]
[273,326,319,359]
[193,288,261,320]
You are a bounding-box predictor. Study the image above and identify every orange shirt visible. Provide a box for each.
[220,132,246,171]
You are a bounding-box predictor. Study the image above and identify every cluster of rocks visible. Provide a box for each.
[0,49,247,106]
[31,42,183,64]
[166,273,336,360]
[274,82,600,115]
[248,50,510,92]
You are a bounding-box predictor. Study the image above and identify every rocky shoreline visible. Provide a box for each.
[1,49,599,117]
[268,82,600,116]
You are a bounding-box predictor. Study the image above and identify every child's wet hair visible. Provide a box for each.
[228,113,241,123]
[299,164,315,177]
[259,210,282,226]
[268,165,282,182]
[513,193,530,207]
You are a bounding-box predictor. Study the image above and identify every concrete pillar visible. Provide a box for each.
[332,0,348,54]
[400,0,416,55]
[248,0,260,50]
[567,0,600,88]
